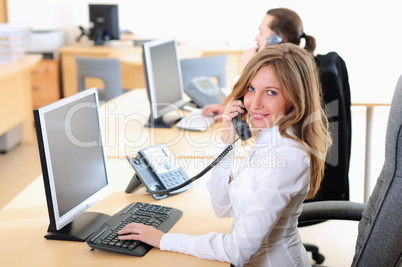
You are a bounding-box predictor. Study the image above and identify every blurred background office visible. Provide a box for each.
[4,0,401,102]
[2,0,401,202]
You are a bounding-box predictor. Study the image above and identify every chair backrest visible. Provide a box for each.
[352,75,402,267]
[180,54,227,89]
[76,56,123,101]
[312,52,352,201]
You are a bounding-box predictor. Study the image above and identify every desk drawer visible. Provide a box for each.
[32,81,60,108]
[31,59,58,81]
[31,59,60,108]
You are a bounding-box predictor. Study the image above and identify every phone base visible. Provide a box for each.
[125,174,169,200]
[149,184,169,200]
[125,174,143,193]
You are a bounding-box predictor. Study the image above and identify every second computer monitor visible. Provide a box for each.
[142,37,185,128]
[89,4,119,45]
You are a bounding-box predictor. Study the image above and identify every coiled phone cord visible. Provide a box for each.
[147,137,240,195]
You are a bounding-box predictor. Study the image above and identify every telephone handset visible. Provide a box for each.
[267,34,283,46]
[232,97,252,141]
[257,34,283,52]
[126,141,236,199]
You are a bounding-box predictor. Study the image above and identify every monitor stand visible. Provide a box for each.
[91,26,105,46]
[144,114,181,128]
[45,212,111,242]
[183,101,199,109]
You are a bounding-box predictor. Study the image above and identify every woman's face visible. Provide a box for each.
[254,14,277,48]
[244,65,292,129]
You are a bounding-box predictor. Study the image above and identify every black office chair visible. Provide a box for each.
[300,52,352,264]
[314,52,352,201]
[299,74,402,267]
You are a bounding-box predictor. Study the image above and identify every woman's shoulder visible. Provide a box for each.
[275,137,309,162]
[254,132,309,166]
[252,134,311,191]
[254,126,309,160]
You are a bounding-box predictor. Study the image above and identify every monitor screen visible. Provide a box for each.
[142,37,185,128]
[89,4,119,45]
[34,88,111,241]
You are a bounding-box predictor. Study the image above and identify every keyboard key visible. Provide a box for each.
[128,241,140,250]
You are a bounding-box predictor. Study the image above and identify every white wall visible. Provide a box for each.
[7,0,402,104]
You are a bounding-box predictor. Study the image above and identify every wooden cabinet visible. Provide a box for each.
[31,59,60,109]
[0,55,41,143]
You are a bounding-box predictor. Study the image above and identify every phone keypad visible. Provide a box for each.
[158,169,188,189]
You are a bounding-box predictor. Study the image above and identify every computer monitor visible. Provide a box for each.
[89,4,119,45]
[142,37,185,128]
[33,88,112,241]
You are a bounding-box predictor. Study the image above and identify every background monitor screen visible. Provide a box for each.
[34,88,111,241]
[89,4,119,44]
[142,37,185,128]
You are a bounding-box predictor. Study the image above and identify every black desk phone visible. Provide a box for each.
[184,76,226,108]
[126,144,193,200]
[126,98,251,199]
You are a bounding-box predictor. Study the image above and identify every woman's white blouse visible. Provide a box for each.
[160,126,312,267]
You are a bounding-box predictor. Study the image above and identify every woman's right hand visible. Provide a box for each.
[221,98,245,144]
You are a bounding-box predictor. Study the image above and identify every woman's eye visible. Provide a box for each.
[267,90,277,96]
[247,86,255,92]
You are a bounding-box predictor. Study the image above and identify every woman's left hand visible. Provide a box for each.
[118,223,165,248]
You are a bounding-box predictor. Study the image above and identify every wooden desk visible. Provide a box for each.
[100,89,250,159]
[0,158,232,266]
[0,55,42,143]
[0,88,236,265]
[59,43,243,97]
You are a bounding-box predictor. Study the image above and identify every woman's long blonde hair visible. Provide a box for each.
[224,43,331,199]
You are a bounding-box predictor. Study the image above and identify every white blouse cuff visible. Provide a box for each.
[160,233,194,254]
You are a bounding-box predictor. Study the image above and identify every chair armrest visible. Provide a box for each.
[299,201,366,224]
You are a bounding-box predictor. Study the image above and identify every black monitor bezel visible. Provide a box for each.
[33,88,111,239]
[89,4,120,41]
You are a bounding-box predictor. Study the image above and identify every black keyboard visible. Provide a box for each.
[87,202,183,256]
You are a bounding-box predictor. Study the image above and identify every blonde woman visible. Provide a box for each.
[118,43,331,267]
